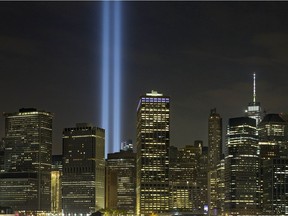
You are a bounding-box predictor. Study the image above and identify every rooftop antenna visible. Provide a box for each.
[253,72,256,104]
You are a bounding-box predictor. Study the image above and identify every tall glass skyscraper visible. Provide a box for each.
[0,108,53,213]
[136,90,170,216]
[62,123,105,215]
[225,117,260,215]
[258,113,288,215]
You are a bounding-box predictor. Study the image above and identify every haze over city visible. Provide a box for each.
[1,2,288,155]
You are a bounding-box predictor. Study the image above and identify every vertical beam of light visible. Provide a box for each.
[112,1,121,153]
[101,1,110,155]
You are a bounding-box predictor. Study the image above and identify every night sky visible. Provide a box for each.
[1,2,288,155]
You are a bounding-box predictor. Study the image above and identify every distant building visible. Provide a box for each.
[62,123,105,215]
[106,150,136,215]
[0,141,4,172]
[0,108,53,213]
[121,139,133,152]
[245,73,263,126]
[170,145,201,213]
[216,158,225,216]
[225,117,260,215]
[258,114,288,159]
[136,90,170,216]
[262,158,288,215]
[51,155,62,215]
[208,108,222,170]
[258,114,288,215]
[207,108,222,215]
[196,144,209,215]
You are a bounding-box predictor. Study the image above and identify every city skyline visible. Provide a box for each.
[1,2,288,155]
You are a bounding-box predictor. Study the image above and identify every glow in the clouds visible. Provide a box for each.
[101,1,122,155]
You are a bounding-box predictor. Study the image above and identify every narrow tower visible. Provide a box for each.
[208,108,222,215]
[136,90,170,216]
[245,73,263,125]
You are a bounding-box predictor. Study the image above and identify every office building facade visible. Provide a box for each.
[258,114,288,215]
[136,90,170,216]
[106,150,136,215]
[170,144,201,213]
[225,117,260,215]
[51,155,62,215]
[0,108,53,213]
[62,123,105,215]
[262,158,288,215]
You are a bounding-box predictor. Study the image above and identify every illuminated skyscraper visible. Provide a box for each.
[170,144,201,213]
[106,149,136,215]
[197,144,209,214]
[262,158,288,215]
[208,108,222,215]
[136,90,170,216]
[258,114,288,159]
[216,158,225,216]
[245,73,263,126]
[0,108,53,213]
[225,117,260,215]
[258,114,288,214]
[62,123,105,215]
[208,108,222,170]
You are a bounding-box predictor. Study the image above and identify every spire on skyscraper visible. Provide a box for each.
[253,72,256,104]
[245,72,263,126]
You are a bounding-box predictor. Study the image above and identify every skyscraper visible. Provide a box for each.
[225,117,260,215]
[258,114,288,215]
[245,73,263,126]
[208,108,222,215]
[106,149,136,215]
[136,90,170,216]
[208,108,222,170]
[170,144,201,213]
[197,144,209,214]
[62,123,105,215]
[258,114,288,159]
[262,158,288,215]
[0,108,53,213]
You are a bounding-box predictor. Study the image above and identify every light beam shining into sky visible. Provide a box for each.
[101,1,122,156]
[101,1,111,155]
[112,1,122,154]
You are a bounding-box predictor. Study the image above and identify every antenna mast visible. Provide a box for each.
[253,72,256,104]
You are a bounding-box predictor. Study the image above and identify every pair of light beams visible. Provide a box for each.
[101,1,121,155]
